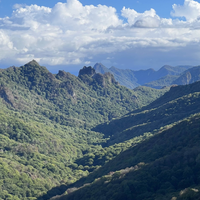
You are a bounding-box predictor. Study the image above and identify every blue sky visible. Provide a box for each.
[0,0,200,74]
[0,0,185,18]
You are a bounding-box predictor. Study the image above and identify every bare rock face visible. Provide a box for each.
[0,86,16,108]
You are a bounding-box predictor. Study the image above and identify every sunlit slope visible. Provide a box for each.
[58,113,200,200]
[94,81,200,144]
[0,61,168,199]
[0,60,167,128]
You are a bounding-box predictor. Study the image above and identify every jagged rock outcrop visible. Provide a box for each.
[78,66,118,87]
[78,66,96,77]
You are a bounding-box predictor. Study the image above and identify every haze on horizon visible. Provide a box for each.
[0,0,200,74]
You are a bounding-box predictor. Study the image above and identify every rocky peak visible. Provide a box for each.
[78,66,96,78]
[24,60,40,67]
[78,66,118,87]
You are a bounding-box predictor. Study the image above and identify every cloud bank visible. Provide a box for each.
[0,0,200,72]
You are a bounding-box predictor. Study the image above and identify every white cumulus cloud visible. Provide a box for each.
[171,0,200,22]
[0,0,200,72]
[121,7,161,27]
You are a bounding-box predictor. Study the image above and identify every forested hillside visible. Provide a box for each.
[1,60,200,200]
[52,81,200,200]
[93,81,200,144]
[0,60,166,128]
[57,113,200,200]
[0,61,167,199]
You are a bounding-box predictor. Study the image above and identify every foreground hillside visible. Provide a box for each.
[0,61,167,199]
[51,80,200,200]
[1,60,200,200]
[57,113,200,200]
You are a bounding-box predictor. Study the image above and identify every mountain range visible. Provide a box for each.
[94,63,200,89]
[1,60,200,200]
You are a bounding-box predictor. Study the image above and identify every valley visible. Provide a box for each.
[0,60,200,200]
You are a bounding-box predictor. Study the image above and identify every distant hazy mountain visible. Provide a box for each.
[94,63,192,89]
[172,65,200,85]
[94,63,139,89]
[92,63,110,74]
[144,75,179,89]
[145,65,200,89]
